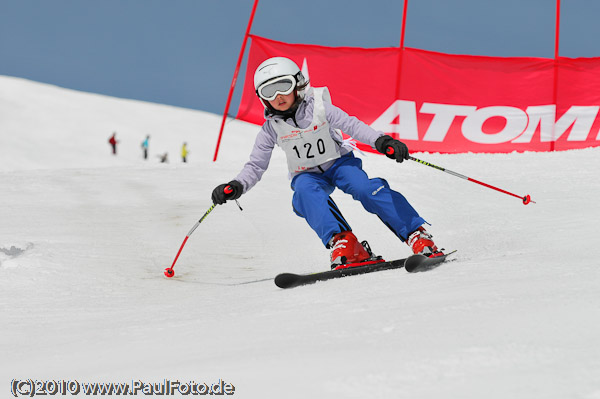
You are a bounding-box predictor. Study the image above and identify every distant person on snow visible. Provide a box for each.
[158,152,168,163]
[211,57,444,268]
[141,135,150,159]
[108,132,118,155]
[181,142,189,163]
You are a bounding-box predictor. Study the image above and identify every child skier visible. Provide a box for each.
[212,57,442,268]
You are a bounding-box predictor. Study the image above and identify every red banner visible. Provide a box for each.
[236,35,600,153]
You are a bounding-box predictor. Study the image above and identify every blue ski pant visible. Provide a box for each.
[291,153,426,248]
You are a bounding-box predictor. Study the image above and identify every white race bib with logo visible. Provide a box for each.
[272,87,342,175]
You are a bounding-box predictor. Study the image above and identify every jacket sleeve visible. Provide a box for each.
[234,124,277,193]
[324,102,385,149]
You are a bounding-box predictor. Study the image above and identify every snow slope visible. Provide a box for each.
[1,75,599,399]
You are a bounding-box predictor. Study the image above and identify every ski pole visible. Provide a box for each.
[383,144,534,205]
[409,156,535,205]
[164,186,240,278]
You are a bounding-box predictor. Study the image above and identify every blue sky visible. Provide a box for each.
[1,0,599,115]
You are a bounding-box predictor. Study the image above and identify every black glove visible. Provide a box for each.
[211,180,243,205]
[375,135,409,163]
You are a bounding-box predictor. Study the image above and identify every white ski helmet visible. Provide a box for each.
[253,57,307,108]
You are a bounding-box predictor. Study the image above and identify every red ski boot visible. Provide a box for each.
[329,231,378,269]
[406,226,444,258]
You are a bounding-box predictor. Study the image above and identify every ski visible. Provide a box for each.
[274,251,457,289]
[404,250,456,273]
[275,258,407,289]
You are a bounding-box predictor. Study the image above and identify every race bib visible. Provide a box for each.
[273,87,341,174]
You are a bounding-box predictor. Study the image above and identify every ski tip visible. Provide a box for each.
[404,250,456,273]
[404,254,427,273]
[274,273,300,289]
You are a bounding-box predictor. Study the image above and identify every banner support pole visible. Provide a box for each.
[551,0,561,152]
[393,0,409,140]
[213,0,260,162]
[399,0,408,50]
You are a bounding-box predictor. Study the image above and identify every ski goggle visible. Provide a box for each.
[256,75,297,101]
